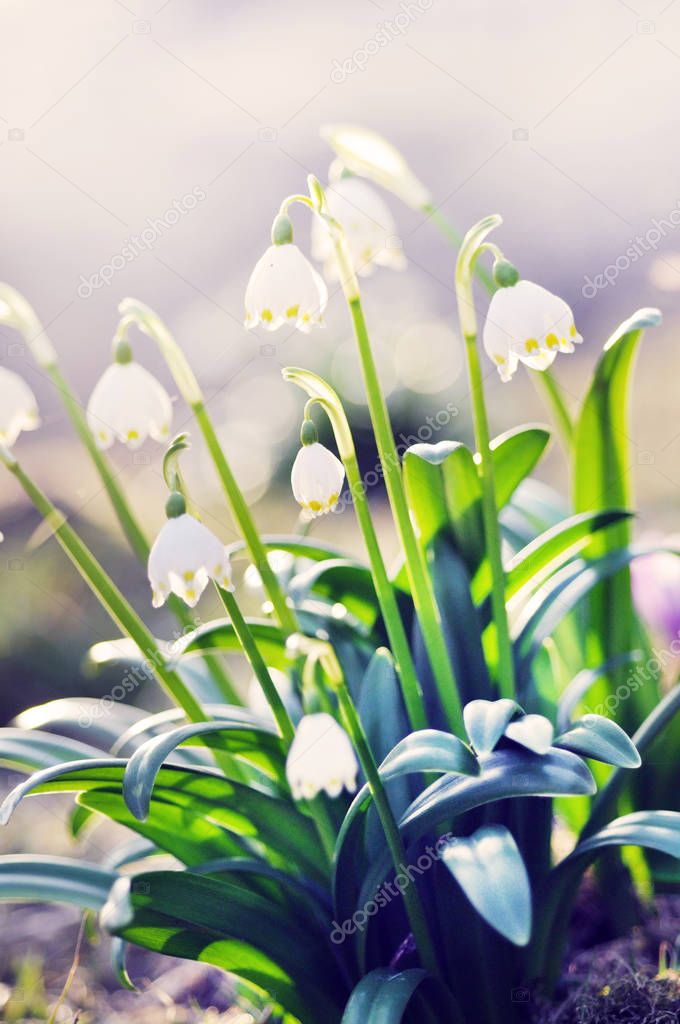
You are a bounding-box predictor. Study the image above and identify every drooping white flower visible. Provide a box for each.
[483,280,582,382]
[286,712,358,800]
[320,124,431,210]
[148,511,233,608]
[244,244,328,333]
[311,175,406,279]
[291,442,345,517]
[87,361,172,449]
[0,367,40,446]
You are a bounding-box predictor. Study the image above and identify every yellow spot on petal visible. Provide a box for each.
[286,304,299,319]
[183,570,194,582]
[493,354,506,365]
[307,500,322,512]
[127,429,139,441]
[185,588,196,602]
[261,309,273,322]
[98,430,108,441]
[524,338,539,354]
[302,313,311,323]
[328,492,339,506]
[570,324,577,337]
[545,333,559,349]
[245,311,252,322]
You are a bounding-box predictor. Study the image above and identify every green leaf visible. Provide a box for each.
[0,728,102,771]
[0,855,116,910]
[403,441,477,554]
[123,719,287,820]
[573,308,661,722]
[379,730,479,781]
[177,618,291,669]
[289,559,380,627]
[102,871,346,1022]
[491,425,551,508]
[358,650,411,763]
[462,699,519,754]
[556,653,643,731]
[555,714,641,768]
[225,534,350,564]
[441,825,532,945]
[341,968,441,1022]
[14,696,148,752]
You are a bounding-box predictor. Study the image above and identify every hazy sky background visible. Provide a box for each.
[2,0,680,556]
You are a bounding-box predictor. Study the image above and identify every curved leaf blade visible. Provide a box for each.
[555,714,641,768]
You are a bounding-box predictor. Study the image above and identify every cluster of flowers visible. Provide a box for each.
[0,128,589,804]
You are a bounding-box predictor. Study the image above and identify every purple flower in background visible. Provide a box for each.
[631,544,680,644]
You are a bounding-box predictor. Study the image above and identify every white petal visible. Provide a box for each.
[291,443,345,516]
[245,244,327,333]
[147,513,231,608]
[286,712,358,801]
[87,362,172,449]
[0,367,40,446]
[320,124,431,209]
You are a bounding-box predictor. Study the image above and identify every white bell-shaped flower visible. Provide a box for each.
[148,506,234,608]
[286,712,358,800]
[483,280,582,382]
[0,367,40,446]
[87,360,172,449]
[311,175,406,279]
[244,243,328,333]
[291,441,345,517]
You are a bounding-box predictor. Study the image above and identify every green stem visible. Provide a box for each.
[334,682,442,980]
[46,365,238,704]
[309,794,338,865]
[4,456,205,723]
[463,331,515,699]
[216,586,295,745]
[347,297,463,735]
[194,402,299,635]
[283,372,427,732]
[530,368,573,451]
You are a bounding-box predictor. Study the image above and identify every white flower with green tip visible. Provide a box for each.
[148,502,234,609]
[483,280,582,382]
[244,243,328,334]
[0,367,40,446]
[291,441,345,517]
[87,360,172,449]
[286,712,358,800]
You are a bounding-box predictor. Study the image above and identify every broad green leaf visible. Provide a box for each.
[555,714,641,768]
[289,559,381,627]
[358,650,411,764]
[102,872,345,1022]
[177,618,291,669]
[463,699,519,754]
[441,825,532,945]
[379,731,479,781]
[123,720,287,820]
[0,728,102,771]
[341,968,455,1022]
[14,697,147,752]
[225,534,349,564]
[573,308,661,723]
[403,441,476,554]
[0,855,116,910]
[490,425,551,508]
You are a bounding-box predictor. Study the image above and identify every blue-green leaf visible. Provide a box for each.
[463,699,519,754]
[379,730,479,780]
[555,714,640,768]
[0,855,116,910]
[441,825,532,945]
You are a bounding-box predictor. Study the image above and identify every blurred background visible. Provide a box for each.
[2,0,680,728]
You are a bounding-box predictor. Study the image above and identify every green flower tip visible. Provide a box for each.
[300,418,318,446]
[493,259,520,289]
[165,490,186,518]
[114,338,134,364]
[271,213,294,246]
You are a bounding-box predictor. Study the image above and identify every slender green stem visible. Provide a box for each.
[347,297,463,734]
[335,682,442,980]
[463,331,515,699]
[530,368,573,451]
[283,372,427,731]
[46,365,238,704]
[194,402,299,635]
[4,456,205,723]
[216,586,295,745]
